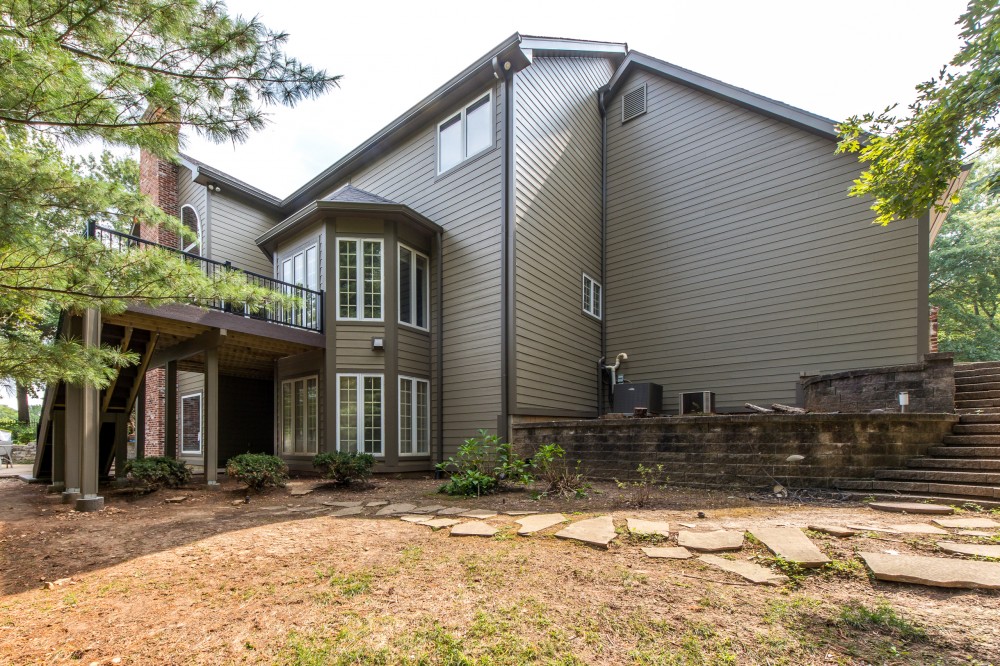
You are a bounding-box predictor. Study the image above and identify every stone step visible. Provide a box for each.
[955,398,1000,410]
[943,435,1000,446]
[957,407,1000,415]
[837,478,998,499]
[926,446,1000,458]
[954,424,1000,435]
[955,361,1000,372]
[956,381,1000,394]
[956,373,1000,386]
[907,457,1000,471]
[843,490,1000,509]
[955,390,1000,402]
[876,468,1000,485]
[959,414,1000,424]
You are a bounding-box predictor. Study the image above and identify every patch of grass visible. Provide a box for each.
[838,601,927,641]
[760,555,808,584]
[822,558,865,578]
[399,545,423,563]
[315,567,374,598]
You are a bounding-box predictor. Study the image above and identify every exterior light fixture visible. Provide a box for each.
[371,336,384,351]
[899,392,909,413]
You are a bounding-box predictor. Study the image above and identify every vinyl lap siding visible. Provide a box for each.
[513,57,611,415]
[349,82,503,454]
[605,70,921,413]
[398,327,430,378]
[208,192,278,275]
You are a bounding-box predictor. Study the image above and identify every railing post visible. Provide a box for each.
[222,261,232,313]
[86,220,96,238]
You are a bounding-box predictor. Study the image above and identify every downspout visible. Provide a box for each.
[436,230,445,468]
[495,56,514,440]
[597,87,609,417]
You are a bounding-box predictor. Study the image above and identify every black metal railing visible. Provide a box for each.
[87,223,324,332]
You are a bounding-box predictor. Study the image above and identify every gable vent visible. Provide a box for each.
[621,84,647,123]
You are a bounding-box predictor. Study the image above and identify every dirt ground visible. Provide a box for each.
[1,475,998,665]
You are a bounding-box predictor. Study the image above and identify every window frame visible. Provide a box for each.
[180,392,202,455]
[335,237,384,322]
[397,243,430,331]
[398,375,430,457]
[336,372,384,457]
[179,204,202,255]
[582,273,602,320]
[277,238,321,328]
[436,90,494,175]
[279,375,319,456]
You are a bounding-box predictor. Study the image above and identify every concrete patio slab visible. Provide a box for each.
[860,551,1000,589]
[677,530,743,552]
[515,513,567,535]
[699,555,789,585]
[555,516,617,549]
[749,527,831,568]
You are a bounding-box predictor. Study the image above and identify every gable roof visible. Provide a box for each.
[324,184,396,205]
[603,51,840,140]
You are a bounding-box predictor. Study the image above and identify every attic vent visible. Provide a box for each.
[621,84,647,123]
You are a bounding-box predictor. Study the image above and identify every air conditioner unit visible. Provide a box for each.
[679,391,716,415]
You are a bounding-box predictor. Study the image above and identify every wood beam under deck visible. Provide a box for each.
[101,326,132,414]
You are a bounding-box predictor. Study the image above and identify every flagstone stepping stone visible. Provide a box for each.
[677,530,744,552]
[642,546,692,559]
[860,551,1000,589]
[938,542,1000,558]
[436,507,468,515]
[289,488,315,496]
[698,555,789,585]
[323,501,364,507]
[420,518,463,529]
[366,500,389,507]
[808,525,859,538]
[376,503,416,516]
[505,510,539,516]
[460,509,498,519]
[846,524,900,534]
[409,505,447,514]
[164,496,189,503]
[890,524,949,535]
[330,506,364,517]
[959,530,995,537]
[749,528,831,568]
[450,522,498,537]
[932,517,1000,529]
[257,505,286,511]
[869,501,954,515]
[555,516,617,549]
[626,518,670,537]
[399,515,429,523]
[515,513,567,535]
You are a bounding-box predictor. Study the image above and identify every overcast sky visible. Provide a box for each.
[182,0,970,198]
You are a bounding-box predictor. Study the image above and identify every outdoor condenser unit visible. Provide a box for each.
[679,391,716,415]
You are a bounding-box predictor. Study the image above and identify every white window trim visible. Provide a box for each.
[335,237,384,322]
[398,375,431,457]
[279,375,319,456]
[179,204,202,255]
[277,240,321,328]
[436,89,494,175]
[336,373,385,457]
[180,392,202,456]
[582,273,602,320]
[397,243,430,331]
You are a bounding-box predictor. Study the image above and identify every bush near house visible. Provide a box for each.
[437,430,552,497]
[312,451,375,485]
[226,453,288,491]
[0,418,37,444]
[123,457,191,489]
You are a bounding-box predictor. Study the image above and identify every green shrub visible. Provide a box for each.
[313,451,375,484]
[437,429,535,496]
[532,444,590,498]
[615,463,668,507]
[0,418,37,444]
[226,453,288,490]
[123,456,191,488]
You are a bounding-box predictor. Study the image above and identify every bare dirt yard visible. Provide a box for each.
[1,475,999,665]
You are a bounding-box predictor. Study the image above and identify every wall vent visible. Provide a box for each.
[621,84,647,123]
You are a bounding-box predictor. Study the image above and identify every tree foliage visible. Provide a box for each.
[0,1,339,388]
[837,0,1000,225]
[930,151,1000,361]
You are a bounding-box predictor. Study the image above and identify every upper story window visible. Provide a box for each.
[582,273,602,320]
[438,91,493,174]
[337,238,383,321]
[180,204,201,255]
[398,244,429,330]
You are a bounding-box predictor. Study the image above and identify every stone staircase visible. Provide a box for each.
[842,361,1000,504]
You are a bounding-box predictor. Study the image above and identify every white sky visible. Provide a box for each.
[182,0,969,198]
[1,0,969,408]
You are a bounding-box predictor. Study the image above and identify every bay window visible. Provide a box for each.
[337,238,382,321]
[398,244,429,329]
[337,373,383,455]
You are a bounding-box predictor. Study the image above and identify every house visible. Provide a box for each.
[35,34,936,502]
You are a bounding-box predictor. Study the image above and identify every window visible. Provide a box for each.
[337,374,383,456]
[337,238,382,321]
[399,376,430,456]
[279,241,319,327]
[582,273,602,320]
[180,393,202,455]
[398,244,429,329]
[437,91,493,173]
[180,205,201,255]
[280,376,319,455]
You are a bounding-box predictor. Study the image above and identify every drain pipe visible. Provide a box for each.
[597,86,609,417]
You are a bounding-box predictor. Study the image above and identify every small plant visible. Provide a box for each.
[532,444,591,498]
[312,451,375,485]
[437,429,533,496]
[123,456,191,489]
[615,463,668,507]
[226,453,288,491]
[838,601,927,640]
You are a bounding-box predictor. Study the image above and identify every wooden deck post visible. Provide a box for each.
[165,361,177,458]
[204,346,219,485]
[136,378,146,459]
[114,413,129,481]
[49,411,66,493]
[76,307,104,512]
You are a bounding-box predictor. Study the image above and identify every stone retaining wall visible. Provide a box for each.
[800,353,955,413]
[513,414,958,489]
[10,443,36,465]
